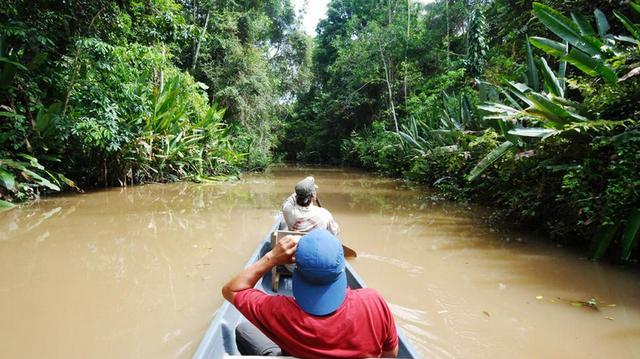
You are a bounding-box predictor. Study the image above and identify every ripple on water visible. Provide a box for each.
[358,253,424,276]
[388,303,456,359]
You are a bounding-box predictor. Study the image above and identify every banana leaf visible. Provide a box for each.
[529,37,566,57]
[0,169,16,191]
[558,41,569,92]
[621,209,640,261]
[571,12,596,37]
[0,199,15,210]
[526,36,540,90]
[540,57,564,97]
[508,128,557,138]
[614,35,640,45]
[594,9,610,40]
[562,48,617,83]
[466,141,514,181]
[613,10,640,41]
[526,92,572,126]
[532,3,602,56]
[590,223,619,260]
[506,81,534,106]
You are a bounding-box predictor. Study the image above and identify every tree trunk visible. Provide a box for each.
[191,8,210,73]
[62,6,106,118]
[445,0,450,68]
[378,43,399,133]
[404,0,410,103]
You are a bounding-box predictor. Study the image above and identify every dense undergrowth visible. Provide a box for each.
[0,0,309,207]
[284,0,640,262]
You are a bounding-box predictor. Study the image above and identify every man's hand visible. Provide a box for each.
[268,235,298,265]
[222,235,299,304]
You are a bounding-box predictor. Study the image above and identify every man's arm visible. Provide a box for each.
[222,235,297,304]
[381,345,398,358]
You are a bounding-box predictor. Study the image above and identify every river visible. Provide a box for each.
[0,166,638,358]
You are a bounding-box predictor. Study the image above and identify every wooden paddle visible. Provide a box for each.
[275,230,357,259]
[315,196,357,258]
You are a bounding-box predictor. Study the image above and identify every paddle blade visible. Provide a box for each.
[343,244,357,258]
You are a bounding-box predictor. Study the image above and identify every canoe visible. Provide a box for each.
[192,218,421,359]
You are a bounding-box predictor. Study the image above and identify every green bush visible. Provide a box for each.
[345,121,410,176]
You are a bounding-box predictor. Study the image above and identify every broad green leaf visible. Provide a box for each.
[58,173,79,190]
[0,199,15,210]
[550,95,587,114]
[529,37,566,57]
[0,57,28,70]
[563,48,618,83]
[614,35,640,45]
[21,168,60,191]
[631,2,640,14]
[478,103,520,115]
[590,223,619,260]
[621,209,640,261]
[508,128,557,138]
[0,169,16,191]
[613,10,640,41]
[558,41,569,92]
[0,111,26,120]
[594,9,610,39]
[540,57,563,97]
[526,92,571,126]
[526,36,540,90]
[17,154,44,170]
[571,12,596,36]
[506,81,533,106]
[466,141,514,181]
[532,3,602,56]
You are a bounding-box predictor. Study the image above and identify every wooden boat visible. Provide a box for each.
[192,219,421,359]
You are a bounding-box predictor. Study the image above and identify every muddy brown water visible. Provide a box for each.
[1,166,639,359]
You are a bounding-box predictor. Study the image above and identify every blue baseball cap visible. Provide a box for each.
[292,229,347,316]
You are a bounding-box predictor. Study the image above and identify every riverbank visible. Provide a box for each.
[344,119,640,263]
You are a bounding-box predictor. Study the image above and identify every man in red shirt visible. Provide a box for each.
[222,229,399,358]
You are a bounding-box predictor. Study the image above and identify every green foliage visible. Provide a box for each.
[1,0,309,202]
[289,0,640,261]
[467,6,488,77]
[0,154,77,203]
[530,2,640,84]
[346,120,409,175]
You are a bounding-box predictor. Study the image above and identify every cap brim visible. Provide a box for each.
[292,270,347,316]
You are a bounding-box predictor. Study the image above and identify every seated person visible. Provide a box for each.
[282,176,339,235]
[222,230,399,358]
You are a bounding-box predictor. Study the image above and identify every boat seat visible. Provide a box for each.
[270,230,304,292]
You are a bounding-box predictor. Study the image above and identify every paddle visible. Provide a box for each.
[315,196,357,258]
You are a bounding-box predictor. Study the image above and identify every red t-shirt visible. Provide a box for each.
[234,288,398,358]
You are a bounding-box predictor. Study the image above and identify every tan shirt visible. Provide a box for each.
[282,193,339,235]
